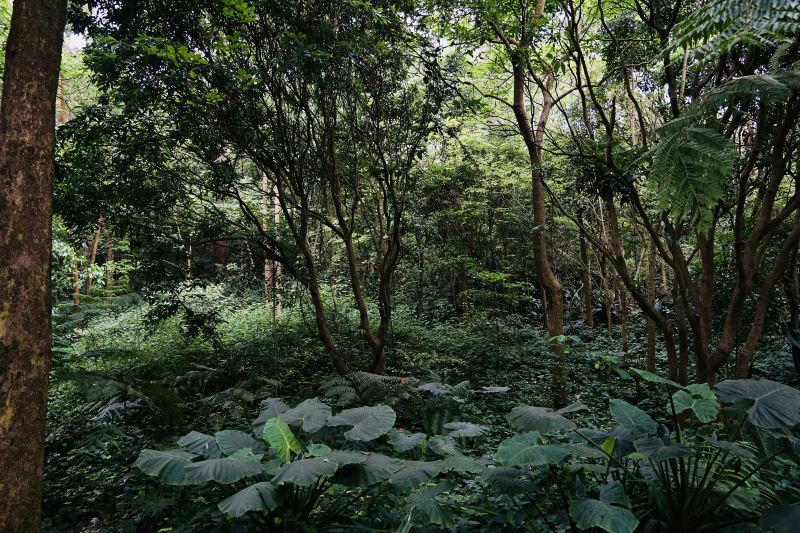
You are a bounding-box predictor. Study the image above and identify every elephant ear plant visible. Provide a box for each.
[135,397,447,529]
[489,370,800,532]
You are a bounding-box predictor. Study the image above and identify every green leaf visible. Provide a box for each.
[428,435,460,456]
[253,398,290,431]
[327,404,396,441]
[407,481,454,527]
[714,379,800,428]
[633,437,691,462]
[183,458,265,485]
[177,431,223,459]
[671,383,719,422]
[496,432,572,466]
[507,405,578,433]
[218,482,278,517]
[216,430,257,456]
[609,399,657,435]
[279,398,331,433]
[599,481,631,507]
[262,418,302,462]
[272,456,338,486]
[333,453,404,486]
[629,368,684,390]
[135,449,194,485]
[760,503,800,533]
[442,454,484,474]
[444,421,489,438]
[483,467,536,495]
[570,498,638,533]
[389,460,443,493]
[228,448,263,463]
[388,429,427,453]
[306,442,332,457]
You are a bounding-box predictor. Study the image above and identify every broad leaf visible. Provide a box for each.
[443,455,484,474]
[272,456,338,486]
[444,421,489,438]
[279,398,331,433]
[599,481,631,507]
[496,432,571,466]
[633,437,691,462]
[609,399,657,435]
[135,449,194,485]
[218,482,278,517]
[428,435,460,456]
[483,467,536,495]
[715,379,800,428]
[389,460,443,493]
[228,448,263,463]
[570,498,638,533]
[629,368,684,390]
[216,430,257,456]
[183,458,265,485]
[671,383,719,422]
[333,453,404,486]
[177,431,223,459]
[253,398,290,434]
[388,429,427,453]
[407,481,454,527]
[507,405,577,433]
[760,503,800,533]
[306,442,332,457]
[262,418,302,462]
[327,404,396,441]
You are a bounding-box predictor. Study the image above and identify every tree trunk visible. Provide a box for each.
[646,240,657,371]
[786,241,800,376]
[579,223,594,327]
[86,215,103,295]
[0,1,67,530]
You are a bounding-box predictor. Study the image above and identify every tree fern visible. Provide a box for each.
[671,0,800,61]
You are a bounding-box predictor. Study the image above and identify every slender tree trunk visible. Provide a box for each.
[0,1,67,530]
[786,242,800,375]
[646,240,657,371]
[86,215,103,295]
[105,229,114,290]
[73,255,81,305]
[579,223,594,327]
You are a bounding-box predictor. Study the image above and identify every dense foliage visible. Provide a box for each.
[1,0,799,531]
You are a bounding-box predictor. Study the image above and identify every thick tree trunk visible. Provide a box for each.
[0,1,67,530]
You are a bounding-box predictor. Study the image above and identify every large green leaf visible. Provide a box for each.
[218,482,278,518]
[272,456,338,486]
[496,432,571,466]
[216,430,257,456]
[428,435,460,456]
[483,467,536,495]
[135,449,194,485]
[262,418,302,462]
[327,404,396,441]
[633,437,691,462]
[183,458,265,485]
[444,421,489,438]
[714,379,800,428]
[609,399,657,435]
[177,431,223,459]
[506,405,579,433]
[388,429,427,453]
[333,452,404,486]
[760,503,800,533]
[407,481,454,527]
[570,498,638,533]
[253,398,290,434]
[629,368,684,390]
[279,398,331,433]
[442,454,485,474]
[389,460,443,493]
[671,383,719,422]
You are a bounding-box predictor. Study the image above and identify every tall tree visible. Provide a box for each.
[0,0,67,530]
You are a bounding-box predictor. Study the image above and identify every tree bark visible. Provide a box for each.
[646,239,657,371]
[579,222,594,327]
[87,216,104,295]
[0,1,67,530]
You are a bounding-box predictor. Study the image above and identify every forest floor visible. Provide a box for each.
[42,289,800,532]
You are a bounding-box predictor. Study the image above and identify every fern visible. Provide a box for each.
[671,0,800,62]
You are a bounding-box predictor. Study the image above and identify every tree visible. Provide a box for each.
[0,0,67,530]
